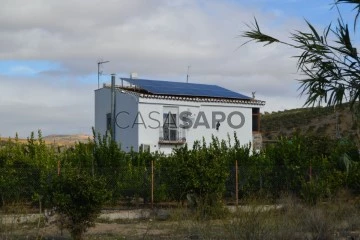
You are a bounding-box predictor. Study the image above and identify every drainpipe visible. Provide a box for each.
[111,74,116,141]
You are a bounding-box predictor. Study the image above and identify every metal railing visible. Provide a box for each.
[159,127,186,145]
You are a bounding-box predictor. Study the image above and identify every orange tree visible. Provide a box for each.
[47,170,108,240]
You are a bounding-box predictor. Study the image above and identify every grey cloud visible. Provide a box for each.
[0,75,94,137]
[0,103,92,137]
[0,0,312,136]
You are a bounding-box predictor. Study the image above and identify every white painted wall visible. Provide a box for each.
[94,88,138,152]
[94,88,110,137]
[137,98,256,154]
[96,87,260,154]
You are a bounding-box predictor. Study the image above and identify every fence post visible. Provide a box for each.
[151,158,154,209]
[57,159,61,176]
[91,160,94,178]
[235,159,238,207]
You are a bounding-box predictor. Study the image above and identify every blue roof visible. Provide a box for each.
[121,78,251,100]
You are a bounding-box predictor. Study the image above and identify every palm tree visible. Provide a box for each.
[242,0,360,141]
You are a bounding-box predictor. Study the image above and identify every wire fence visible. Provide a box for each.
[0,160,317,209]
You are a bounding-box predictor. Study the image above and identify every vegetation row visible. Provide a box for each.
[1,129,360,238]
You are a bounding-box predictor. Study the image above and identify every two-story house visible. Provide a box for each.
[95,76,265,154]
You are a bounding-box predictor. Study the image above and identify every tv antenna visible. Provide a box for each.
[97,59,110,88]
[252,91,256,99]
[186,65,191,83]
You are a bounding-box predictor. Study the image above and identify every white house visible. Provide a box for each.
[95,76,265,154]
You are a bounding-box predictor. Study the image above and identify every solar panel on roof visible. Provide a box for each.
[121,78,251,100]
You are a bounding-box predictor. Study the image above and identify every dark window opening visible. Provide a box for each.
[106,113,111,131]
[252,108,260,132]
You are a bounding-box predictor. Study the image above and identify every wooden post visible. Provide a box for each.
[151,158,154,209]
[57,160,61,176]
[235,159,238,207]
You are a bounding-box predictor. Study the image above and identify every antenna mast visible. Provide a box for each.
[186,65,191,83]
[97,60,110,89]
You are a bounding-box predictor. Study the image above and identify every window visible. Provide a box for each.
[163,112,178,141]
[252,108,260,132]
[106,113,111,131]
[162,107,179,141]
[139,144,150,152]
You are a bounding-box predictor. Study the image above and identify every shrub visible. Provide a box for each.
[300,180,325,205]
[48,171,109,240]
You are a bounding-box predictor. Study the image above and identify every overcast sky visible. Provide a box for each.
[0,0,355,137]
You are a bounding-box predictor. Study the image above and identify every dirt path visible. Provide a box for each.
[23,220,175,239]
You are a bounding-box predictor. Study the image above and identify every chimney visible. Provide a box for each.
[130,72,138,79]
[110,74,116,141]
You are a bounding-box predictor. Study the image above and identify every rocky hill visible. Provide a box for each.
[261,103,359,145]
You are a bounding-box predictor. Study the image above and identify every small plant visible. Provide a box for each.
[300,180,324,205]
[48,171,109,240]
[301,208,333,240]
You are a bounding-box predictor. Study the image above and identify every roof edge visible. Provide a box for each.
[116,87,265,106]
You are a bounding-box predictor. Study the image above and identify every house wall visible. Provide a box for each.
[94,88,139,151]
[96,88,260,154]
[94,88,110,137]
[137,98,256,155]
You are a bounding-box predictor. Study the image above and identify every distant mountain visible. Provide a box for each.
[0,134,91,146]
[43,134,91,145]
[261,103,359,145]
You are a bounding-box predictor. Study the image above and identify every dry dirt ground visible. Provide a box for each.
[41,221,174,239]
[7,220,188,239]
[3,203,360,239]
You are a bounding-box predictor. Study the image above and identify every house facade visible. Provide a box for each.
[95,77,265,154]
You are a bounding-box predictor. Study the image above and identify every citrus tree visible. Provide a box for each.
[48,171,108,240]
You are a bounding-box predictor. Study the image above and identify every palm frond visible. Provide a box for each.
[336,0,360,29]
[242,4,360,112]
[241,17,280,46]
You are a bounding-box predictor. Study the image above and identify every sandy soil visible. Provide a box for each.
[6,219,176,239]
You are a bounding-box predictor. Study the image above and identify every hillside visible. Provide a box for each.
[42,134,91,145]
[261,103,359,145]
[0,134,91,146]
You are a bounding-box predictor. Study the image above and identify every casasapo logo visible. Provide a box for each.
[115,111,245,129]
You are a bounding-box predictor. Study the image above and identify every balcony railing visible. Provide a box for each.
[159,128,186,145]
